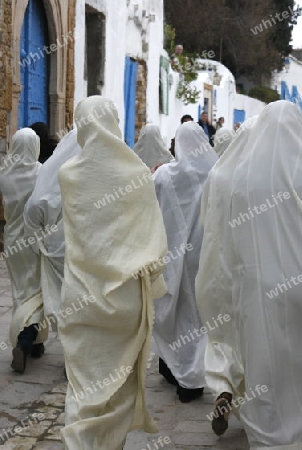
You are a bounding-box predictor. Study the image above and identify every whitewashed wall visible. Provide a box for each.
[74,3,264,144]
[159,60,266,143]
[74,0,127,128]
[159,60,237,144]
[74,0,164,137]
[145,0,164,125]
[273,55,302,97]
[234,93,265,121]
[160,71,216,145]
[214,64,237,129]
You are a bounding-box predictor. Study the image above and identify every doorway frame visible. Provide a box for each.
[12,0,69,139]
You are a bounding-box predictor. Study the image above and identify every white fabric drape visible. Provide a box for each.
[58,96,168,450]
[152,121,218,389]
[0,128,47,346]
[195,116,257,398]
[24,129,82,316]
[214,127,235,157]
[134,124,173,169]
[196,101,302,449]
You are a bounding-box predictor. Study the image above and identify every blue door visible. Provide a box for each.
[233,109,246,126]
[124,57,138,148]
[18,0,49,128]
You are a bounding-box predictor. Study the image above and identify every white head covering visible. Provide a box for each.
[0,128,47,346]
[0,128,40,247]
[134,123,173,169]
[214,127,235,157]
[152,121,218,388]
[25,129,81,229]
[196,101,302,447]
[58,96,168,448]
[59,98,168,293]
[1,128,40,226]
[24,129,82,315]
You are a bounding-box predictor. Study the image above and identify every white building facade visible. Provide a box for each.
[272,55,302,110]
[74,0,164,147]
[160,59,265,145]
[73,0,266,147]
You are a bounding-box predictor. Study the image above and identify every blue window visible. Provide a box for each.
[233,109,246,125]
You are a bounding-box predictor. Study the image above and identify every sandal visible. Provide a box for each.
[211,393,232,436]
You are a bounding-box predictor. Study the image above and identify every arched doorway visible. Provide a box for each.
[18,0,50,128]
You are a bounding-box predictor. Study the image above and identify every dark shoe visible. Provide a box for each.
[11,345,28,373]
[177,386,204,403]
[212,394,232,436]
[31,343,45,358]
[11,324,39,373]
[159,358,178,386]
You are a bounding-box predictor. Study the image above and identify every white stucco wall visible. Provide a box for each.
[74,0,127,130]
[159,70,207,145]
[73,3,264,144]
[272,55,302,98]
[159,60,237,144]
[234,94,265,121]
[74,0,164,138]
[145,0,164,125]
[213,63,237,129]
[159,58,267,142]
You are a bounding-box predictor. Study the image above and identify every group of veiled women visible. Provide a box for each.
[0,97,302,450]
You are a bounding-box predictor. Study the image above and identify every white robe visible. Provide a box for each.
[58,96,168,450]
[196,101,302,449]
[24,130,82,316]
[0,129,47,346]
[134,123,173,169]
[153,121,218,389]
[195,116,258,399]
[214,127,236,157]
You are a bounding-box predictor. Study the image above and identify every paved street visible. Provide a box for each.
[0,260,249,449]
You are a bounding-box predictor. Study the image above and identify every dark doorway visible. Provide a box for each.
[85,5,106,96]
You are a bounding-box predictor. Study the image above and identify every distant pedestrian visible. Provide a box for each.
[198,112,216,147]
[153,121,218,403]
[216,117,225,130]
[171,44,184,60]
[181,114,194,124]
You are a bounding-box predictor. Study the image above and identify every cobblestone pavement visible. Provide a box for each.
[0,260,249,449]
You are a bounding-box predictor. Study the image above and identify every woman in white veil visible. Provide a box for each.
[0,128,47,373]
[196,101,302,448]
[134,123,173,169]
[24,129,81,322]
[214,127,235,157]
[195,115,257,434]
[153,121,218,402]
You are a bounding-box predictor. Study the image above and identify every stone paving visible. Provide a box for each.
[0,260,249,449]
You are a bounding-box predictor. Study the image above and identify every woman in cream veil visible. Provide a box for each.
[58,96,168,450]
[0,128,47,373]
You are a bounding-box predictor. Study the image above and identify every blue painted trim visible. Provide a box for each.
[124,56,138,149]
